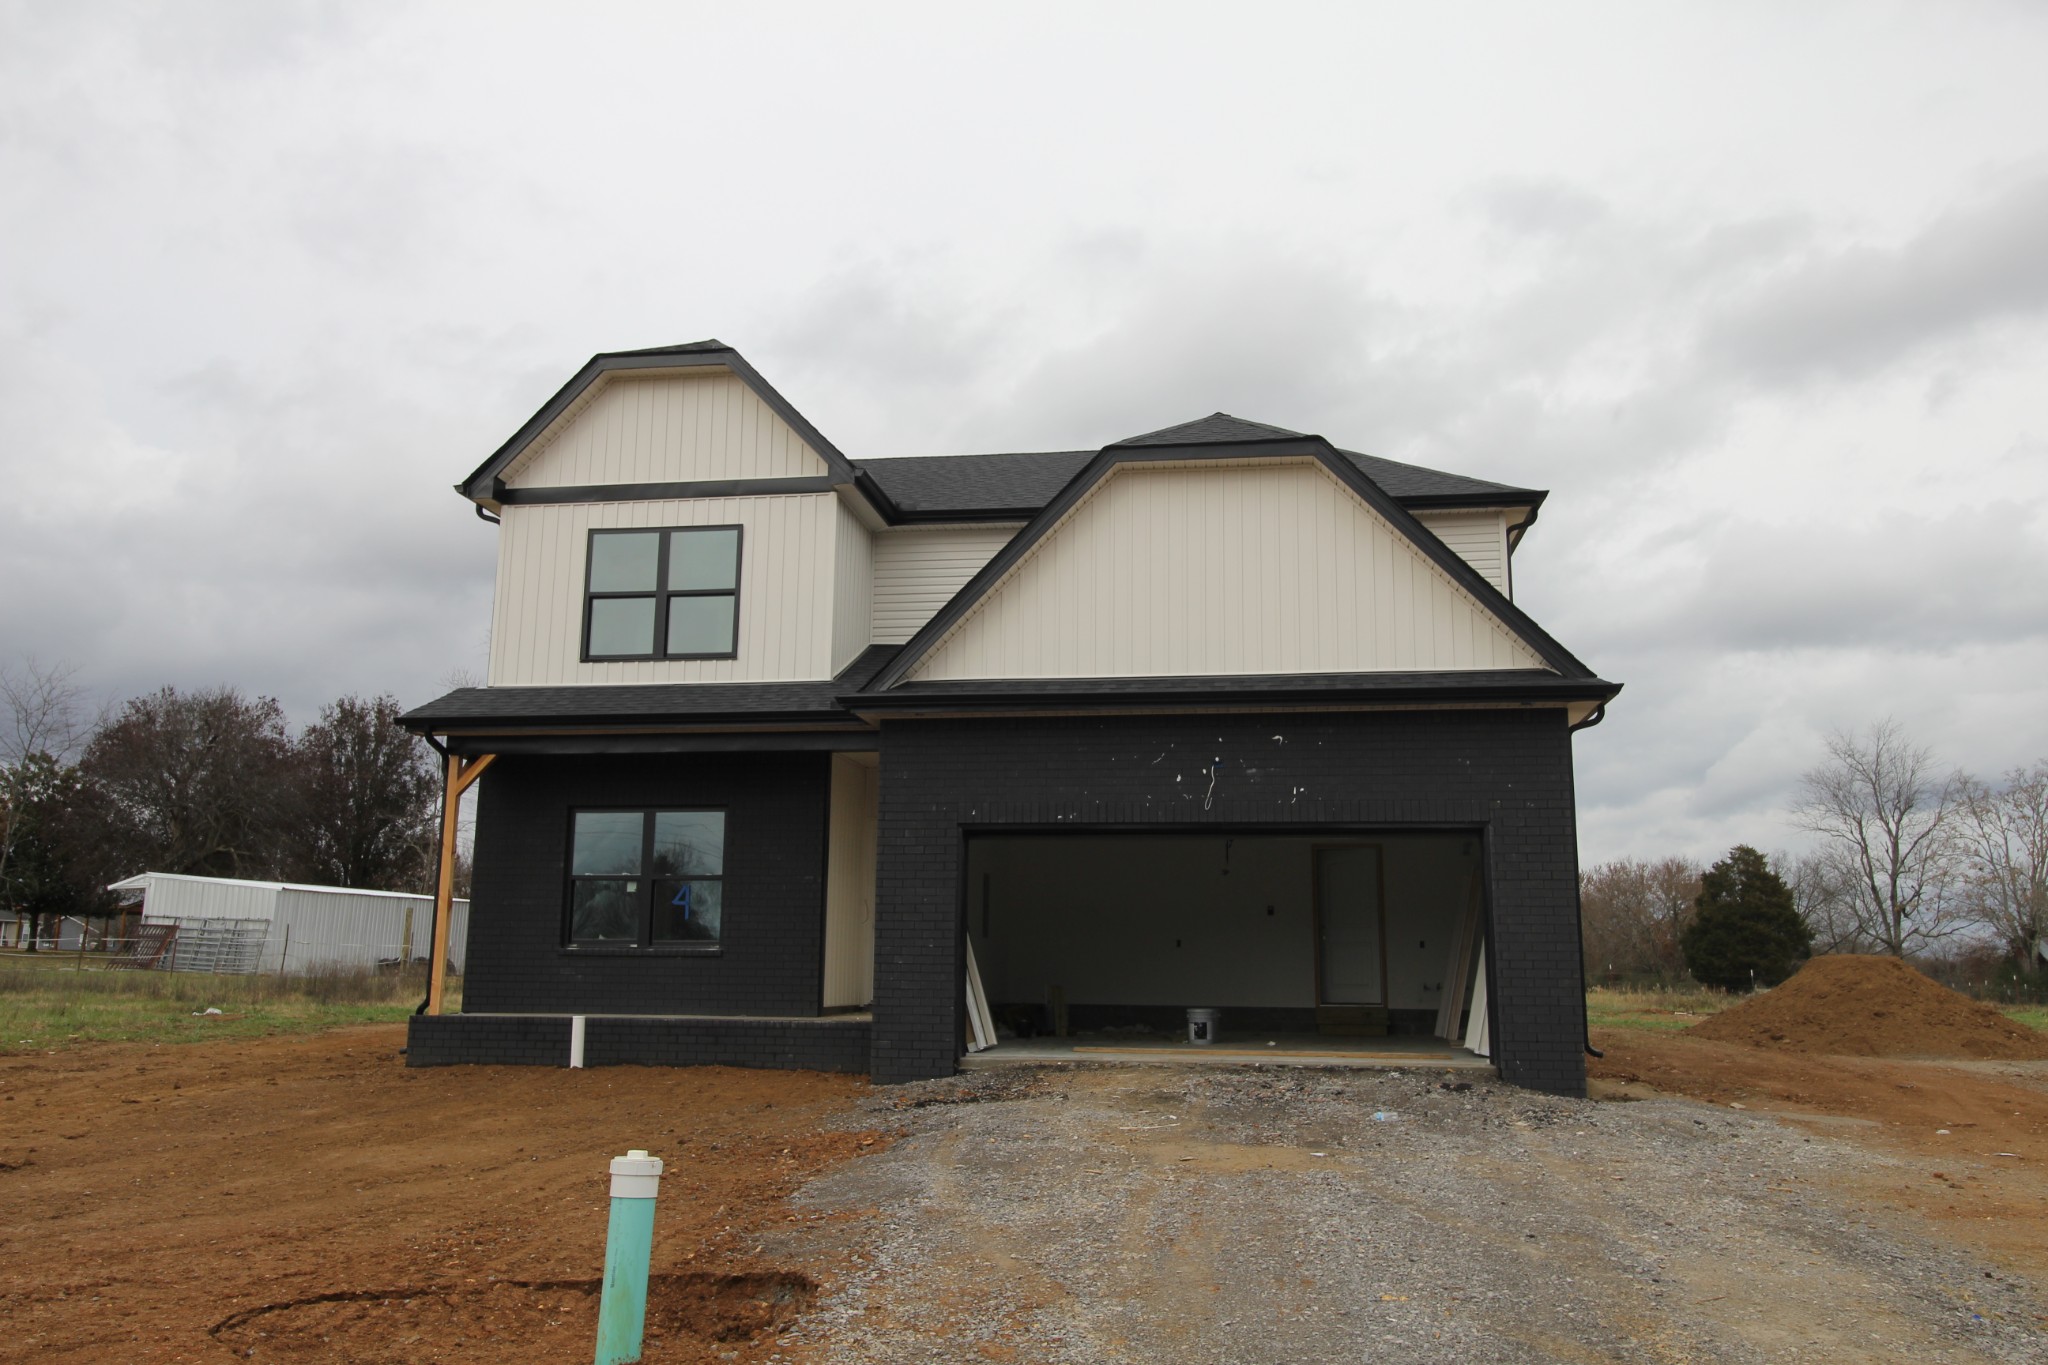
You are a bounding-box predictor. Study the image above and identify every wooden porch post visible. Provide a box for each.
[428,750,496,1016]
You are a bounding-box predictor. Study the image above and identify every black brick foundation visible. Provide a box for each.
[406,1012,870,1074]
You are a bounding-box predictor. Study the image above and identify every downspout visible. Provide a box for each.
[475,504,501,526]
[1565,706,1605,1059]
[1505,501,1539,554]
[416,731,452,1016]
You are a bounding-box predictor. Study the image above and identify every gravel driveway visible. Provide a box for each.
[766,1063,2042,1364]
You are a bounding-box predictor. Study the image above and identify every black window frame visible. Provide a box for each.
[581,524,744,662]
[563,806,727,952]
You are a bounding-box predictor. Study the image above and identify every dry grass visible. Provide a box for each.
[1585,983,1736,1033]
[0,953,460,1051]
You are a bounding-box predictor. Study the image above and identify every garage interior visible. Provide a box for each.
[962,830,1492,1059]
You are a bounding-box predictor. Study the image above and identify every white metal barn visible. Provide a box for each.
[106,873,470,975]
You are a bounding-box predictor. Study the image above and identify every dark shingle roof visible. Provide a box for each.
[605,338,733,356]
[399,645,900,730]
[857,450,1095,517]
[1109,413,1306,446]
[1334,449,1531,502]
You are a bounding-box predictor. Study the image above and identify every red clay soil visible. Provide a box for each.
[1590,1029,2048,1279]
[0,1026,887,1365]
[1686,953,2048,1060]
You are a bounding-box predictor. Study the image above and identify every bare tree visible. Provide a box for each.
[1952,762,2048,973]
[77,686,298,881]
[1580,856,1703,980]
[0,658,96,766]
[1778,849,1874,953]
[0,658,97,908]
[288,695,441,892]
[1791,719,1964,957]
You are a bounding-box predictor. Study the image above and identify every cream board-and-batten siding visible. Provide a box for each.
[488,495,841,686]
[906,459,1548,682]
[821,753,880,1009]
[868,523,1023,645]
[830,500,875,673]
[1413,509,1511,596]
[497,370,831,489]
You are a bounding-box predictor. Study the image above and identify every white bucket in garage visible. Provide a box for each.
[1186,1007,1221,1045]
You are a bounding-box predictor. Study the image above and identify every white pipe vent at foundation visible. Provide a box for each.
[1186,1008,1220,1045]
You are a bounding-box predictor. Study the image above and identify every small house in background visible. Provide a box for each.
[1,908,131,952]
[105,873,470,975]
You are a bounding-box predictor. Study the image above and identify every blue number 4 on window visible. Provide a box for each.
[670,883,692,919]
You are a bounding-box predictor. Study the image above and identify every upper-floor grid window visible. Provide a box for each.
[583,526,742,661]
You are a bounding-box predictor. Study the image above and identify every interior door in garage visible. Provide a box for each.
[1315,845,1386,1005]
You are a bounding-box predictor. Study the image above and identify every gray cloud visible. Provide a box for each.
[1701,173,2048,385]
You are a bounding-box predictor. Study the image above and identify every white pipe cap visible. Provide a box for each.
[609,1149,664,1199]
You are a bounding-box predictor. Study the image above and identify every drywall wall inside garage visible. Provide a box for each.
[965,832,1479,1012]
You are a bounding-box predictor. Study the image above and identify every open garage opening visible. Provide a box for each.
[963,830,1494,1061]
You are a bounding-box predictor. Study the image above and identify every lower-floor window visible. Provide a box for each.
[567,808,725,947]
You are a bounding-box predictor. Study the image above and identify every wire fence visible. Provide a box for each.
[6,921,464,978]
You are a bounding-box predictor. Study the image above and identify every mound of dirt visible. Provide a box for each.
[1687,954,2048,1059]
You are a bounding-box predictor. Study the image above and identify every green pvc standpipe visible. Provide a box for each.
[594,1149,664,1365]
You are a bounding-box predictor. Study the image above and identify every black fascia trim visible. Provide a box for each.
[1398,488,1550,513]
[851,469,904,522]
[409,712,867,735]
[866,437,1600,691]
[443,731,879,757]
[456,347,872,508]
[962,820,1489,838]
[886,505,1043,525]
[501,476,837,505]
[843,680,1622,716]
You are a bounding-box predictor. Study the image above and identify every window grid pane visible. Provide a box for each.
[571,811,644,875]
[668,528,740,591]
[589,532,661,592]
[665,596,736,656]
[588,597,657,656]
[652,811,725,876]
[652,878,721,942]
[570,878,641,941]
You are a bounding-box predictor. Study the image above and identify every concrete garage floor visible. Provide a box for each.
[964,1031,1495,1072]
[775,1063,2045,1364]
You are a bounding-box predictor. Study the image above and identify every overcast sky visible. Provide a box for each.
[3,1,2044,866]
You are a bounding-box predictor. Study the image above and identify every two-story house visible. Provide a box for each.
[400,341,1620,1096]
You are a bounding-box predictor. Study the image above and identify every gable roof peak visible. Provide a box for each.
[1110,412,1308,449]
[609,338,732,357]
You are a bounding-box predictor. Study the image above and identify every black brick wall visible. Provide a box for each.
[406,1013,869,1074]
[872,710,1588,1095]
[461,752,830,1018]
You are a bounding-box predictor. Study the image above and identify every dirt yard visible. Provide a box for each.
[4,1023,2047,1363]
[0,1026,880,1364]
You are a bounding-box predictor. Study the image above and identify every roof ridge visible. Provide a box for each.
[1110,412,1309,448]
